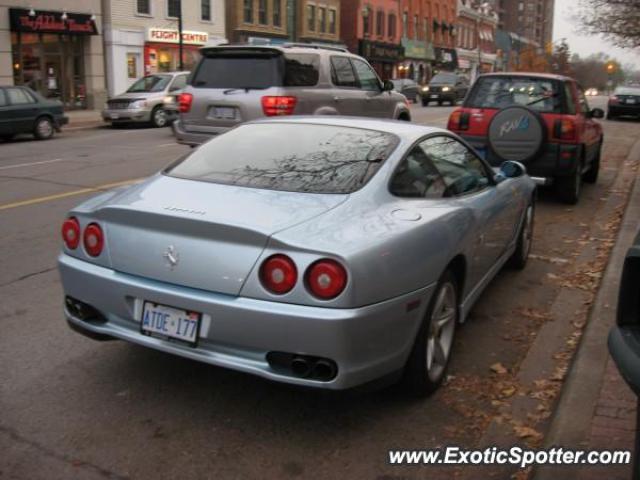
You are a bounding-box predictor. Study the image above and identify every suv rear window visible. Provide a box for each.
[192,51,320,89]
[466,76,565,113]
[167,123,399,194]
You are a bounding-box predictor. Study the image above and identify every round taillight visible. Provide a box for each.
[83,223,104,257]
[260,254,298,294]
[305,259,348,300]
[61,217,81,249]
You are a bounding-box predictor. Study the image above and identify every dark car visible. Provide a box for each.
[0,86,68,141]
[422,72,469,106]
[391,78,422,103]
[447,73,604,204]
[607,86,640,120]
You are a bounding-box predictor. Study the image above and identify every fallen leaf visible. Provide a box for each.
[490,362,508,375]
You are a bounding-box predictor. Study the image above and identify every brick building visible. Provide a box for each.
[455,0,497,79]
[396,0,432,83]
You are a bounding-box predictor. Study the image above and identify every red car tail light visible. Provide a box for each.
[260,254,298,294]
[554,118,577,141]
[305,259,348,300]
[83,223,104,257]
[261,96,297,116]
[447,110,469,131]
[609,95,620,105]
[61,217,81,249]
[178,93,193,113]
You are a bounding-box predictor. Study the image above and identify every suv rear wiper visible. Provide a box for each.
[527,93,559,107]
[223,87,263,94]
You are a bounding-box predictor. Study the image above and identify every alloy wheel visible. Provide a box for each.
[426,282,457,382]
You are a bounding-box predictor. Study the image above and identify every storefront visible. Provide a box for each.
[433,47,458,72]
[9,8,98,109]
[359,40,404,81]
[398,38,435,84]
[144,28,209,75]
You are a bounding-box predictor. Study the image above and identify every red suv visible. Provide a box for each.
[447,73,604,204]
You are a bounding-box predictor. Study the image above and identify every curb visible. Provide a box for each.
[533,139,640,479]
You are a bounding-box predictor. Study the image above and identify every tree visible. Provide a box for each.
[569,53,626,89]
[578,0,640,48]
[549,39,573,76]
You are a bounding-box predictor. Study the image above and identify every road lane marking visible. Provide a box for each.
[0,178,143,212]
[0,158,65,170]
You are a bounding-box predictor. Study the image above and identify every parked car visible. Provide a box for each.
[391,78,422,104]
[447,72,604,204]
[102,71,189,128]
[172,44,411,146]
[0,85,68,141]
[421,72,469,106]
[585,88,599,96]
[59,117,535,396]
[607,86,640,120]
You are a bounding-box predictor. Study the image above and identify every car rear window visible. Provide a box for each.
[191,51,320,89]
[615,87,640,96]
[466,76,565,113]
[167,123,399,194]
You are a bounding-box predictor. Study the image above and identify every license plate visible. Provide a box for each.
[627,99,636,104]
[110,113,119,119]
[212,107,236,119]
[141,301,201,346]
[430,94,439,99]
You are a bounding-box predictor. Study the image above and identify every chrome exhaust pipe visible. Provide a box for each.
[290,357,312,378]
[312,359,337,381]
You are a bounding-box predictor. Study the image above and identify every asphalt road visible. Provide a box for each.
[2,99,640,480]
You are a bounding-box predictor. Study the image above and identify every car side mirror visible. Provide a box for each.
[382,80,394,92]
[496,161,527,182]
[590,108,605,119]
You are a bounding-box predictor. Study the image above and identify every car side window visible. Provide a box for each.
[330,56,358,88]
[6,88,35,105]
[351,59,381,91]
[577,86,590,115]
[0,89,7,107]
[420,136,492,197]
[170,75,188,91]
[564,83,576,115]
[390,145,447,198]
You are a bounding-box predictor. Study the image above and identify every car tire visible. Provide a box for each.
[555,164,582,205]
[0,134,14,142]
[583,142,602,184]
[150,106,168,128]
[402,270,458,397]
[507,202,535,270]
[33,116,54,140]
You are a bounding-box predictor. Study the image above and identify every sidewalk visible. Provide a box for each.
[65,109,103,130]
[535,139,640,480]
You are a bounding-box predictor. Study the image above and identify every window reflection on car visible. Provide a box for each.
[127,75,173,93]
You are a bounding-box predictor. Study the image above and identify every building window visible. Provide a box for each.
[307,4,316,31]
[402,12,408,37]
[137,0,151,15]
[376,11,384,36]
[201,0,211,21]
[167,0,180,18]
[243,0,253,23]
[362,7,370,36]
[424,17,429,41]
[413,14,419,39]
[319,7,326,32]
[273,0,282,27]
[388,13,396,38]
[328,9,337,34]
[258,0,267,24]
[127,53,138,78]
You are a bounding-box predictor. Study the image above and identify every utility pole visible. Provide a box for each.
[178,0,184,70]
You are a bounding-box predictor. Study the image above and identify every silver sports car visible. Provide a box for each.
[58,117,536,396]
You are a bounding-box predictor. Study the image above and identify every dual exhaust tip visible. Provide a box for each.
[267,352,338,382]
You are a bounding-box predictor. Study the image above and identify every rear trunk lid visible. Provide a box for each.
[94,175,347,296]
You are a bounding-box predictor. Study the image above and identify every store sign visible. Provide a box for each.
[9,8,98,35]
[401,38,435,61]
[147,28,209,45]
[434,47,459,69]
[359,40,404,63]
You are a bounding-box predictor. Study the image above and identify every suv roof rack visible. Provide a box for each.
[282,43,349,53]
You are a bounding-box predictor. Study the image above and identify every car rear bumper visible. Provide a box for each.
[609,105,640,117]
[172,119,228,146]
[58,253,433,390]
[609,326,640,396]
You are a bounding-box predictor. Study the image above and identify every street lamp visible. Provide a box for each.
[177,0,184,71]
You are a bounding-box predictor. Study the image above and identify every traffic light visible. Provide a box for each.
[606,62,616,74]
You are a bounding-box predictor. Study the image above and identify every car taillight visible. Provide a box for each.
[261,96,297,116]
[260,254,297,294]
[609,95,619,105]
[554,118,577,141]
[83,223,104,257]
[61,217,81,249]
[178,93,193,113]
[447,110,469,131]
[305,259,348,300]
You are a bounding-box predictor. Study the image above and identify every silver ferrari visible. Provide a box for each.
[58,117,536,396]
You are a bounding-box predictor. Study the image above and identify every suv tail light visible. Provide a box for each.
[305,259,348,300]
[61,217,81,249]
[178,93,193,113]
[609,95,620,105]
[83,223,104,257]
[554,118,577,141]
[261,96,297,116]
[447,110,469,131]
[260,254,297,294]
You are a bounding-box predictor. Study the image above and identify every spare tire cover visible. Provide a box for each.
[487,106,546,163]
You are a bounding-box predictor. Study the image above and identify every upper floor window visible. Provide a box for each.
[319,7,327,32]
[413,14,419,39]
[424,17,429,41]
[273,0,282,27]
[328,9,337,34]
[402,12,408,36]
[201,0,211,21]
[243,0,253,23]
[388,13,396,38]
[376,11,384,36]
[258,0,267,25]
[167,0,180,18]
[137,0,151,15]
[363,8,371,36]
[307,5,316,31]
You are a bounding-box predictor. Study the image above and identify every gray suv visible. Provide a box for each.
[173,44,411,146]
